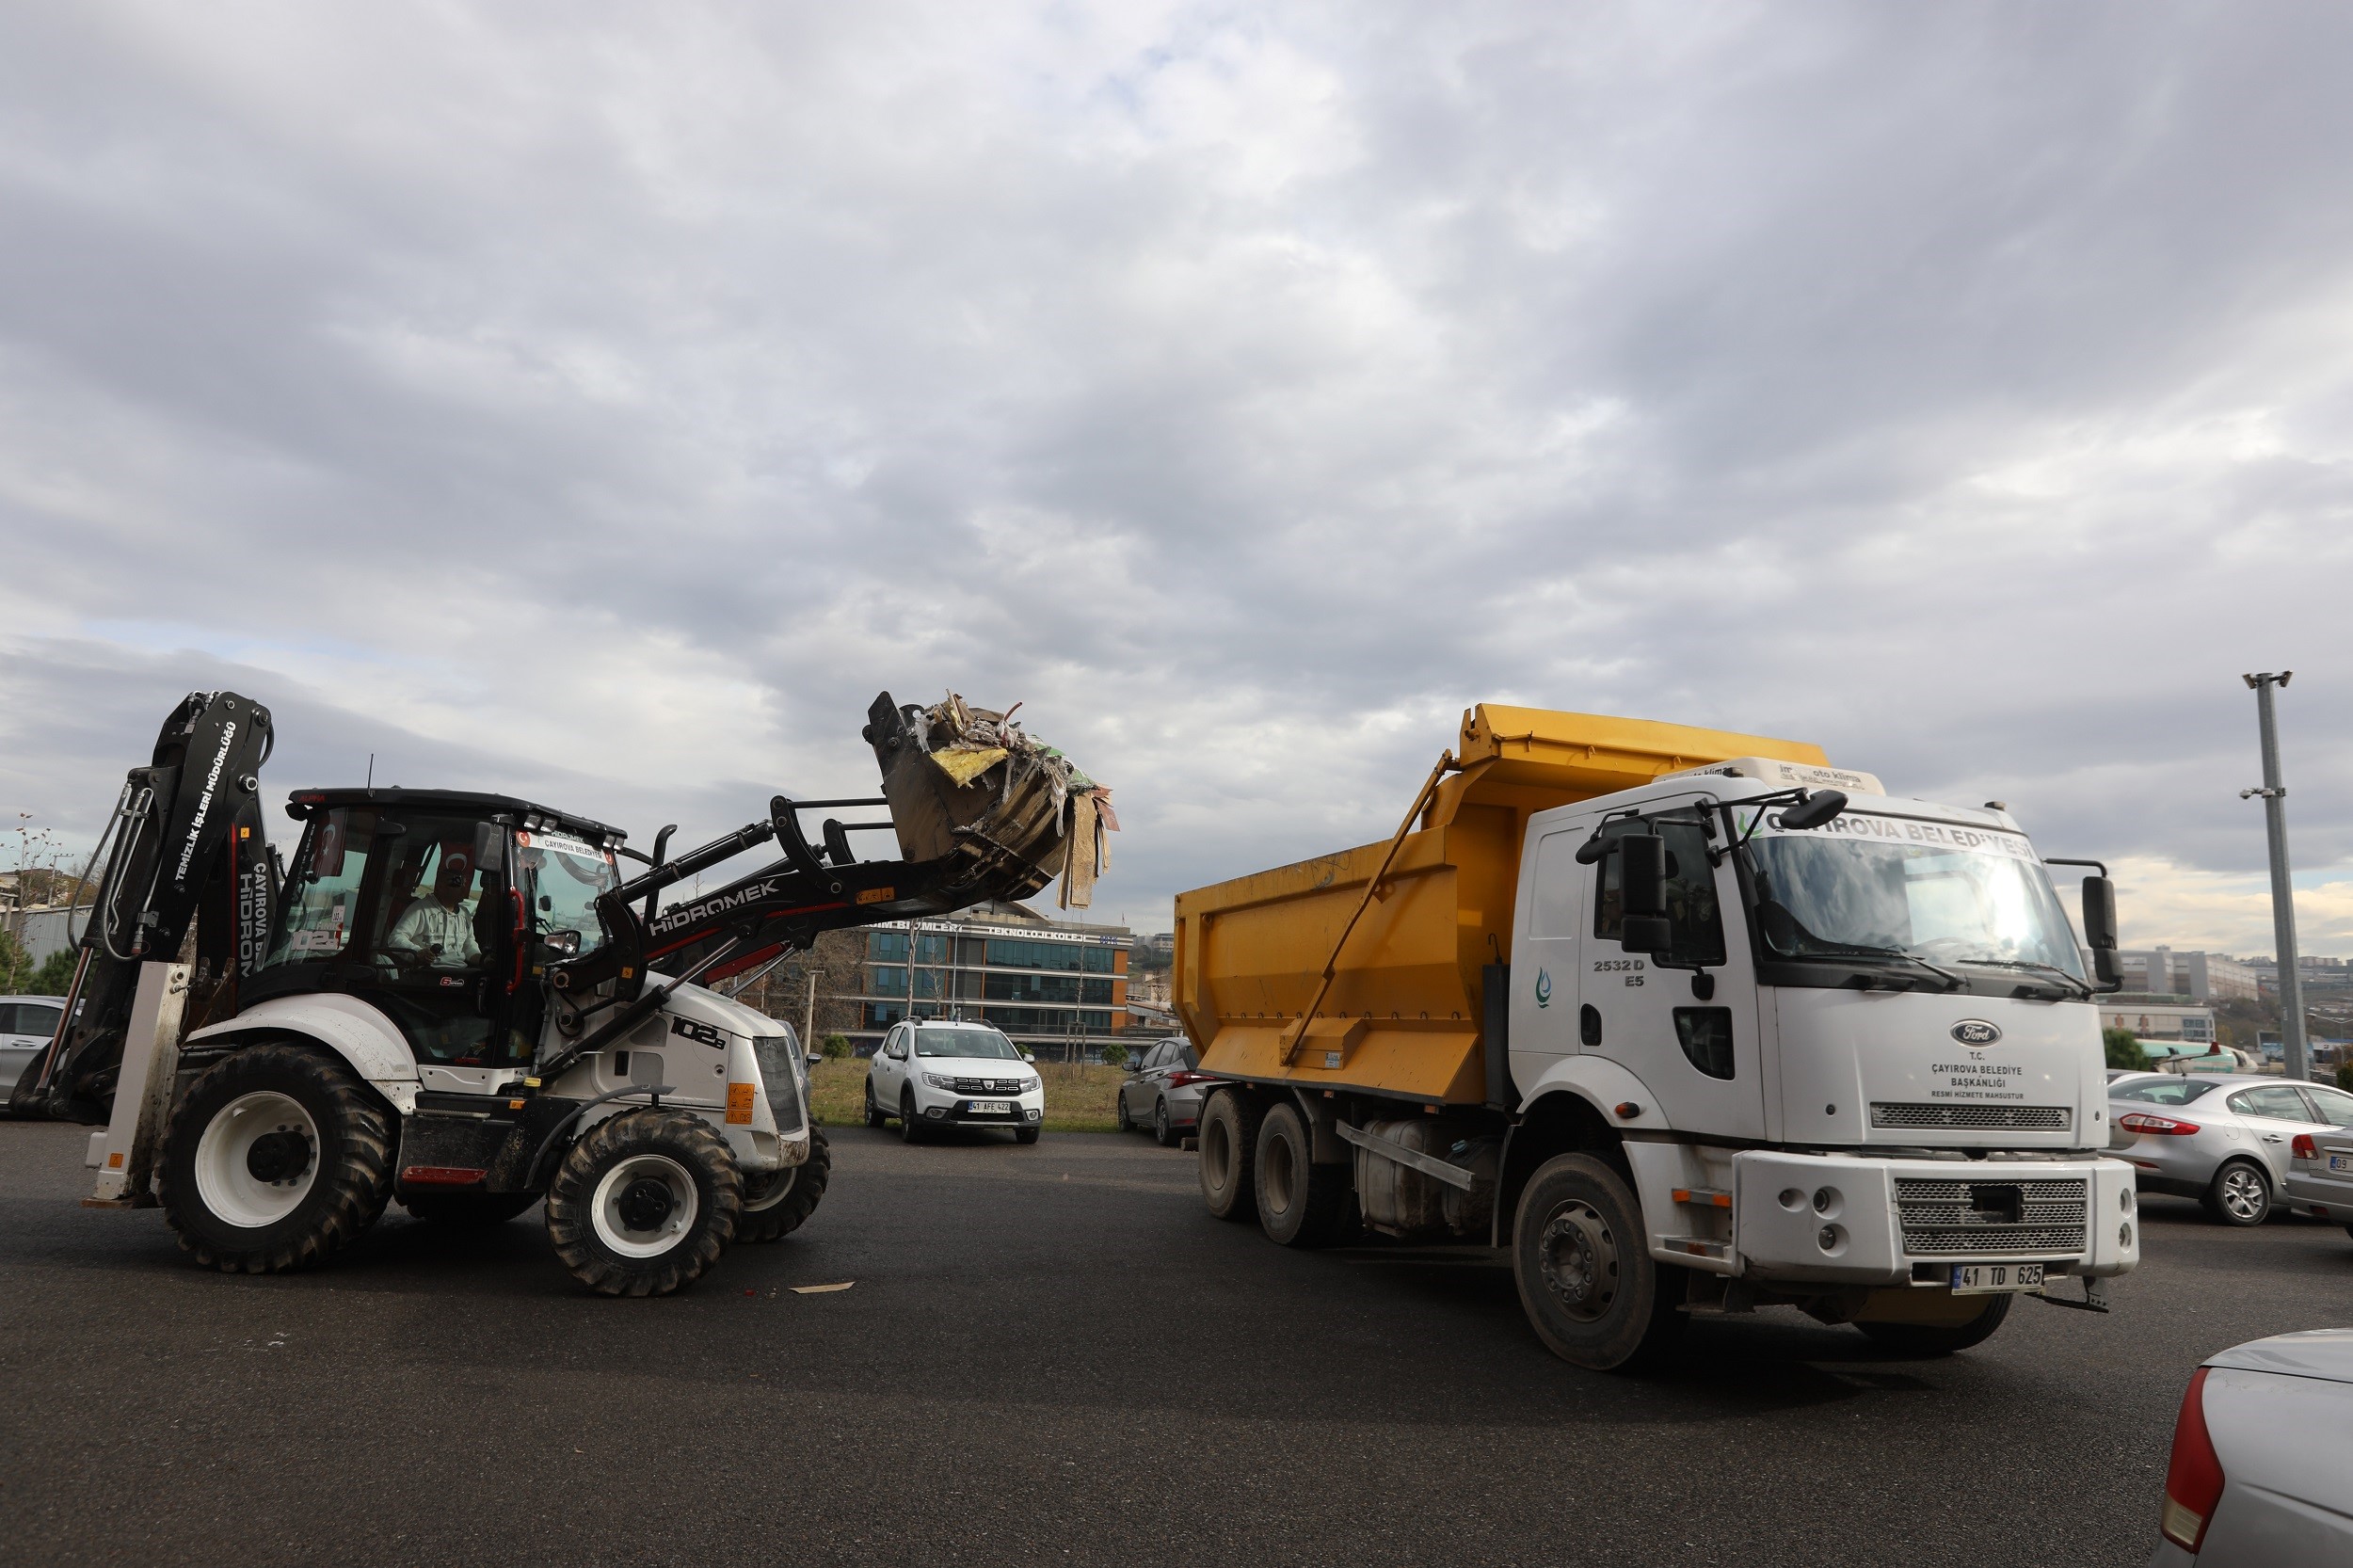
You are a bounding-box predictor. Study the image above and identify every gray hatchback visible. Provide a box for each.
[1115,1038,1209,1146]
[2110,1072,2353,1225]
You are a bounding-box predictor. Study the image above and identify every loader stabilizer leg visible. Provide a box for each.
[84,962,192,1208]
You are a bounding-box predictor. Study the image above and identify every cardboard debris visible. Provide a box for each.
[790,1282,856,1295]
[872,693,1115,908]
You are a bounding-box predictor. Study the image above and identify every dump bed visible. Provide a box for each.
[1172,705,1828,1105]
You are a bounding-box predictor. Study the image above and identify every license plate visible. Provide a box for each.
[966,1101,1010,1115]
[2329,1154,2353,1175]
[1951,1262,2044,1294]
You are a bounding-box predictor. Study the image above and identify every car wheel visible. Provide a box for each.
[1016,1126,1041,1144]
[864,1079,888,1128]
[1114,1090,1132,1133]
[1153,1097,1176,1147]
[900,1087,927,1144]
[2205,1160,2272,1225]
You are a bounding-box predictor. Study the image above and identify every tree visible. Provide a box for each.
[2103,1027,2149,1073]
[31,948,77,995]
[0,928,29,993]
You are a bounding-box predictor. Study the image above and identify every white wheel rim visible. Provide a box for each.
[591,1153,699,1257]
[193,1091,320,1229]
[2223,1167,2265,1220]
[744,1166,797,1213]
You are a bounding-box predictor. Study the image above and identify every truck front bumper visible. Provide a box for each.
[1727,1149,2139,1287]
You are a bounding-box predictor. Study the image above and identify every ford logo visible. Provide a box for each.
[1951,1019,2002,1047]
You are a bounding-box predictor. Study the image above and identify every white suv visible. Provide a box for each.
[864,1020,1046,1144]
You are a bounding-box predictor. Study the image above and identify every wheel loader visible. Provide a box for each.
[12,689,1104,1296]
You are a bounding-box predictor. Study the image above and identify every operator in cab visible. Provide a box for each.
[386,849,481,970]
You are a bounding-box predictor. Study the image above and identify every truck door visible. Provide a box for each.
[1585,807,1765,1142]
[1511,825,1589,1075]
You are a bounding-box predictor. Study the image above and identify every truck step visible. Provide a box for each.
[1671,1186,1732,1209]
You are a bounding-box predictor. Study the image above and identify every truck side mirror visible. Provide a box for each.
[1619,834,1672,953]
[2081,875,2119,984]
[1778,790,1848,831]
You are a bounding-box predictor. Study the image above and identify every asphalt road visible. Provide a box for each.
[0,1120,2345,1568]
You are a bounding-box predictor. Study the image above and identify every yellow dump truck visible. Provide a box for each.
[1176,704,2138,1368]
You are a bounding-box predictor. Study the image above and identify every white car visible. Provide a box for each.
[2149,1330,2353,1561]
[0,996,68,1098]
[863,1019,1045,1144]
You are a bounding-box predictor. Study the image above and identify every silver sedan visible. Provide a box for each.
[2108,1073,2353,1226]
[2147,1330,2353,1562]
[1115,1037,1210,1146]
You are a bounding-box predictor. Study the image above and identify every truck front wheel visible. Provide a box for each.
[544,1110,742,1296]
[160,1043,394,1274]
[1511,1153,1687,1371]
[1253,1102,1350,1247]
[1198,1088,1263,1222]
[737,1129,830,1243]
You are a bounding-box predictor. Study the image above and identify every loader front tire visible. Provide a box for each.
[1198,1088,1263,1222]
[160,1043,394,1275]
[737,1128,830,1243]
[544,1111,741,1297]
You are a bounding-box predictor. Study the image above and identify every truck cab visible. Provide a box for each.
[1507,760,2135,1306]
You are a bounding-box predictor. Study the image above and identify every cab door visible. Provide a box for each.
[1582,804,1766,1142]
[1511,823,1590,1081]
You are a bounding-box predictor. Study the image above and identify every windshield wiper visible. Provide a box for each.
[1777,942,1963,992]
[1956,958,2093,999]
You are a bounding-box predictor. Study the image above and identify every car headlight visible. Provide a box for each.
[1025,1076,1043,1096]
[922,1072,958,1091]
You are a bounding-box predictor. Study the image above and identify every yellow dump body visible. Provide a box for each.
[1172,705,1828,1105]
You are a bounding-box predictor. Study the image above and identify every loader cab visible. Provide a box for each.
[250,789,626,1069]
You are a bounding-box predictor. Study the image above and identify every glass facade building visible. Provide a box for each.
[844,912,1131,1054]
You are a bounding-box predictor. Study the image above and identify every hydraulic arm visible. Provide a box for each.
[11,691,278,1123]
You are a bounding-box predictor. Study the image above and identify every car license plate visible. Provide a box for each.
[967,1101,1010,1115]
[1951,1262,2043,1294]
[2328,1154,2353,1175]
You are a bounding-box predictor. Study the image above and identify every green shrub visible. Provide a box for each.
[1098,1043,1128,1068]
[2103,1027,2149,1073]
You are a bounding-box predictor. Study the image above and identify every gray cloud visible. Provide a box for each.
[3,2,2350,946]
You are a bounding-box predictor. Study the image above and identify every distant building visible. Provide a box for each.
[1133,931,1176,967]
[2098,999,2217,1045]
[1,904,92,968]
[2243,955,2353,998]
[838,904,1133,1058]
[2111,948,2259,1004]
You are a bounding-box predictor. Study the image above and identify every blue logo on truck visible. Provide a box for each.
[1535,968,1552,1008]
[1951,1019,2002,1046]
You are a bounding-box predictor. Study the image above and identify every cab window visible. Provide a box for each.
[1593,816,1726,968]
[516,828,616,958]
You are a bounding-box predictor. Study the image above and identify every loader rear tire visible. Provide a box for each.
[160,1043,394,1275]
[544,1110,741,1297]
[1512,1153,1688,1371]
[737,1128,830,1243]
[1254,1102,1350,1248]
[1199,1088,1264,1222]
[400,1191,540,1226]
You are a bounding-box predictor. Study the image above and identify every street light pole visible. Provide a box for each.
[2242,672,2309,1081]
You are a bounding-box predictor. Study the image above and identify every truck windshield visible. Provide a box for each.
[1742,813,2086,980]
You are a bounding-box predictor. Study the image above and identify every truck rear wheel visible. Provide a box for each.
[544,1110,742,1296]
[1856,1293,2011,1356]
[401,1191,539,1226]
[1254,1102,1350,1247]
[1198,1088,1263,1222]
[737,1129,830,1243]
[160,1043,394,1274]
[1511,1153,1686,1371]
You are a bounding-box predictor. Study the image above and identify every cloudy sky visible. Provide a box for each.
[2,2,2348,951]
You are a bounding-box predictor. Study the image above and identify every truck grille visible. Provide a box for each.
[1894,1177,2088,1256]
[1872,1103,2072,1132]
[951,1077,1028,1095]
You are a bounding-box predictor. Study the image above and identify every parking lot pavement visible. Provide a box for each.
[0,1117,2345,1568]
